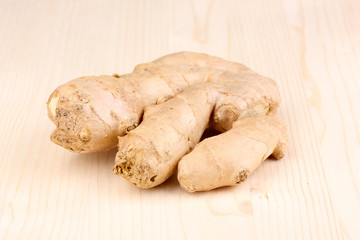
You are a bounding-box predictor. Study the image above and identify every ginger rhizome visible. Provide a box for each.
[47,52,287,192]
[178,116,287,192]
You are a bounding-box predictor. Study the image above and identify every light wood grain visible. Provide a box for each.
[0,0,359,239]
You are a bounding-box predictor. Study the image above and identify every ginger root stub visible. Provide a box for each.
[47,52,287,191]
[113,84,216,188]
[177,116,287,192]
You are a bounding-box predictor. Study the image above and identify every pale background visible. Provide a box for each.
[0,0,359,239]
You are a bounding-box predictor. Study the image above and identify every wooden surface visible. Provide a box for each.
[0,0,359,239]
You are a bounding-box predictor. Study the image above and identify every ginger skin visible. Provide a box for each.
[113,84,216,188]
[47,52,287,191]
[177,116,287,192]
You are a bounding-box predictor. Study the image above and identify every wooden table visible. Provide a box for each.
[1,0,359,239]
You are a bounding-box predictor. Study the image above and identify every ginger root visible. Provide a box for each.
[177,116,287,192]
[47,52,287,191]
[113,84,216,187]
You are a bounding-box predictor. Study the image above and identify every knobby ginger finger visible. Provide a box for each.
[178,116,287,192]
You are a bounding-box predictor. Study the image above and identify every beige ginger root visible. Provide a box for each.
[47,52,287,191]
[177,116,287,192]
[113,84,216,188]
